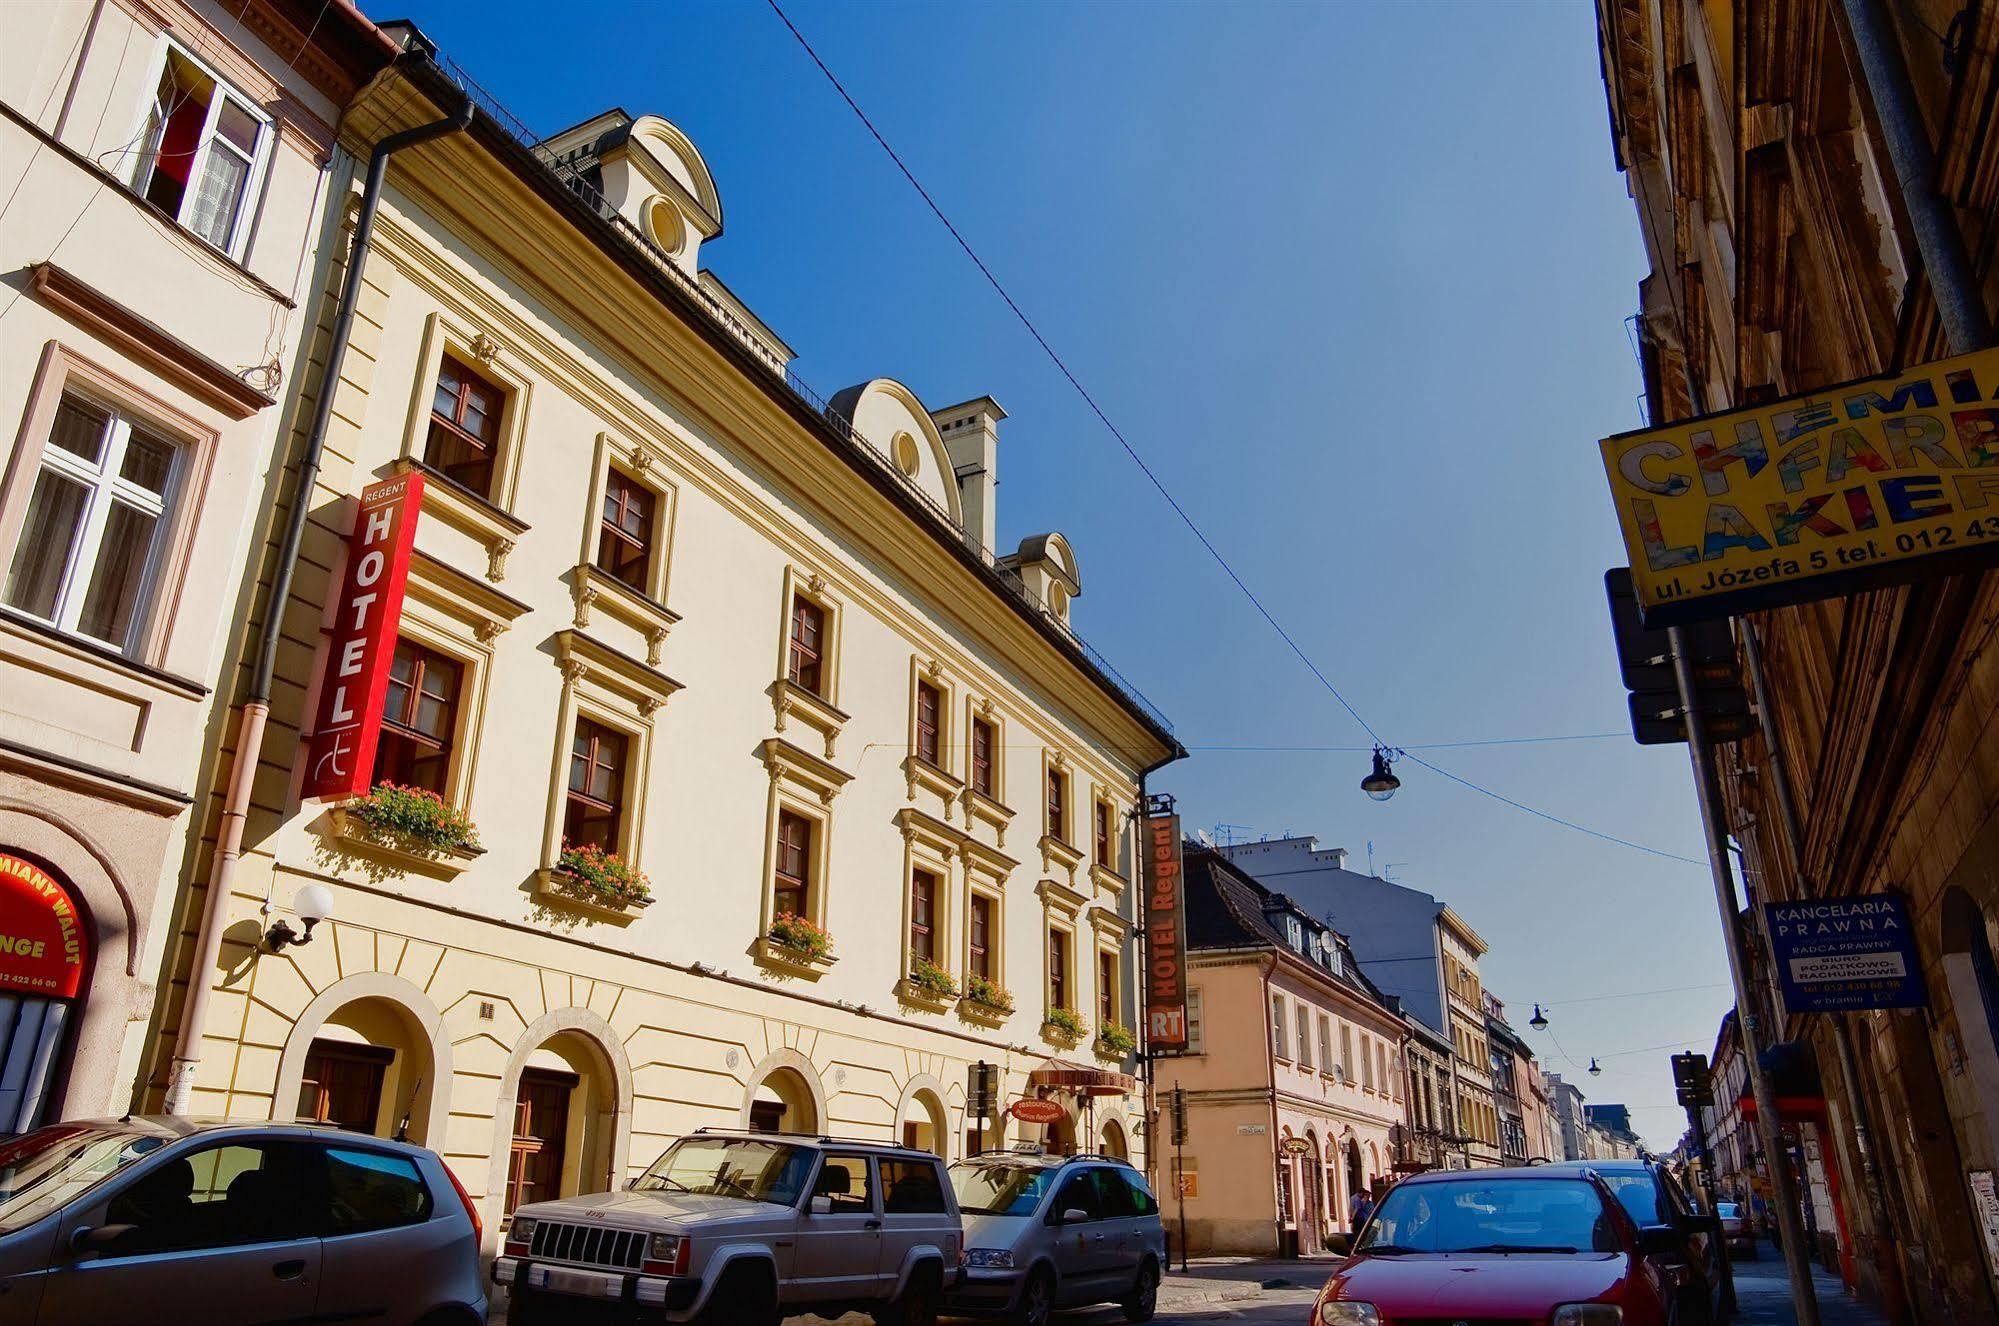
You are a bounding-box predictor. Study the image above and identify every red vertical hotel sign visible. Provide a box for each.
[302,472,424,801]
[1143,813,1189,1052]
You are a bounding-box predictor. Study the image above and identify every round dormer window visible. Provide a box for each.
[1049,582,1070,620]
[645,197,686,257]
[891,431,921,477]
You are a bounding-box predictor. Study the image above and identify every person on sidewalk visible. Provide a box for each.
[1349,1186,1374,1232]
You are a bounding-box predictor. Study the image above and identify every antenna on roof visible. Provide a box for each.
[1211,822,1251,847]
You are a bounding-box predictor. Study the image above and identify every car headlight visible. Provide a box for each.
[649,1232,683,1261]
[1552,1306,1624,1326]
[1315,1301,1380,1326]
[965,1248,1016,1268]
[508,1216,537,1246]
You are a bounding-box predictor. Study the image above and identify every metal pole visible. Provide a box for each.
[1171,1081,1189,1272]
[1837,0,1993,353]
[1670,626,1822,1326]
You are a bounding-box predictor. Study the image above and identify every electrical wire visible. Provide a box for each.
[766,0,1710,872]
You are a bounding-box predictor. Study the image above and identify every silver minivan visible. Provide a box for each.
[0,1117,486,1326]
[946,1153,1163,1326]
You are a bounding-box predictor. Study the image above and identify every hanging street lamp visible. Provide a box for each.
[1587,1057,1602,1076]
[1530,1004,1549,1030]
[1361,746,1402,801]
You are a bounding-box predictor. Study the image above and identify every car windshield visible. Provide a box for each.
[0,1125,168,1234]
[949,1161,1056,1216]
[1355,1177,1622,1255]
[633,1137,813,1204]
[1596,1172,1664,1227]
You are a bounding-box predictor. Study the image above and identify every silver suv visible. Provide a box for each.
[497,1129,959,1326]
[946,1152,1164,1326]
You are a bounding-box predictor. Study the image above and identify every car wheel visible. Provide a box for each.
[703,1264,780,1326]
[1121,1258,1160,1324]
[875,1265,942,1326]
[1009,1267,1055,1326]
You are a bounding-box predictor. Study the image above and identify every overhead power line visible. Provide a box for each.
[766,1,1701,869]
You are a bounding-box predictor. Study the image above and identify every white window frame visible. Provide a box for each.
[4,393,180,651]
[1185,987,1205,1053]
[1271,994,1287,1060]
[128,38,273,261]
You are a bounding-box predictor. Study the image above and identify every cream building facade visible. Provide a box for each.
[1167,847,1406,1257]
[0,0,391,1129]
[142,28,1177,1242]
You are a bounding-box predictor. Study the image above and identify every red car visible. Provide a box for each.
[1315,1167,1689,1326]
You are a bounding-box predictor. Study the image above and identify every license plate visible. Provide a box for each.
[526,1262,626,1298]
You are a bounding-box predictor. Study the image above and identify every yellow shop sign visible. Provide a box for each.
[1600,347,1999,624]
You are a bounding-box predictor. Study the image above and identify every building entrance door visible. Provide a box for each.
[507,1067,576,1214]
[297,1039,391,1132]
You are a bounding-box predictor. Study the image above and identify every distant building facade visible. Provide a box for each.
[1218,837,1502,1165]
[1167,846,1406,1256]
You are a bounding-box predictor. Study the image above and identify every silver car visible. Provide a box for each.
[946,1152,1164,1326]
[0,1116,486,1326]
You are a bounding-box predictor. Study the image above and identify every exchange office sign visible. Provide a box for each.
[0,854,87,999]
[1601,347,1999,625]
[1764,892,1926,1013]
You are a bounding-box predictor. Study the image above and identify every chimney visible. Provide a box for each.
[932,397,1005,554]
[1327,847,1349,870]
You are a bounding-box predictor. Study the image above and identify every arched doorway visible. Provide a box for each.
[747,1067,819,1134]
[1043,1108,1076,1155]
[899,1086,947,1156]
[293,994,437,1141]
[1298,1132,1324,1253]
[503,1031,624,1216]
[1345,1138,1365,1219]
[1100,1117,1128,1160]
[0,852,90,1133]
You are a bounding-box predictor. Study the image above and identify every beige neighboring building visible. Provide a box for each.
[0,0,390,1128]
[140,23,1178,1242]
[1166,846,1406,1257]
[1439,911,1501,1167]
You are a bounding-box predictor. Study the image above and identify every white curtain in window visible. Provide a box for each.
[187,142,250,249]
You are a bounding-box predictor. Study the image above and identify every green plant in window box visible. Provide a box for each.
[1044,1007,1087,1041]
[907,955,958,1000]
[769,911,832,958]
[1097,1022,1137,1055]
[556,842,651,906]
[347,783,480,854]
[963,975,1014,1014]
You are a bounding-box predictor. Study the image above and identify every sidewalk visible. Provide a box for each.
[1731,1252,1890,1326]
[1158,1256,1339,1308]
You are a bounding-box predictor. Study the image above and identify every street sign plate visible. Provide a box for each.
[1606,568,1735,691]
[1627,689,1754,746]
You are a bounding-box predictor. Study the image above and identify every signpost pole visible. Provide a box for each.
[1171,1082,1189,1272]
[1669,625,1821,1326]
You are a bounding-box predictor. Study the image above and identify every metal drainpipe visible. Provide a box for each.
[164,86,474,1114]
[1742,623,1910,1321]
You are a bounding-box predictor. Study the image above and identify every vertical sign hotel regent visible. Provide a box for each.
[146,25,1181,1243]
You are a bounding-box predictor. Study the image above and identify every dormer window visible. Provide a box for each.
[1286,917,1304,952]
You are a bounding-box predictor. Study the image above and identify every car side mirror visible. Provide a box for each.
[1059,1207,1090,1225]
[69,1224,136,1255]
[1639,1225,1684,1256]
[810,1196,833,1215]
[1324,1232,1352,1256]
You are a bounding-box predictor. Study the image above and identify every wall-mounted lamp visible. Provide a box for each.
[265,882,334,953]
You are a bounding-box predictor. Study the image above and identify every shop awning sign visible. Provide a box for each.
[1764,892,1927,1013]
[1601,347,1999,626]
[302,472,424,801]
[0,854,86,999]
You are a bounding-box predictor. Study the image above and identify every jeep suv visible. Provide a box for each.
[945,1152,1164,1326]
[496,1129,959,1326]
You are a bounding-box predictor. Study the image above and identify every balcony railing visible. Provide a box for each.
[429,53,1170,737]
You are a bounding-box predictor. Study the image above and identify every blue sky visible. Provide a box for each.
[396,0,1731,1145]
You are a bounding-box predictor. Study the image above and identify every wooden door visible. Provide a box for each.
[296,1040,390,1133]
[506,1068,577,1214]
